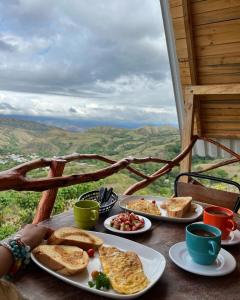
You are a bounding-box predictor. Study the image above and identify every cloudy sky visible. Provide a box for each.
[0,0,177,127]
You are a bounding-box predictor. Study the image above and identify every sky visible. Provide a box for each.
[0,0,177,127]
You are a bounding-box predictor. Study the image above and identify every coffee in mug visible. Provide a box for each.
[203,206,237,240]
[190,228,216,238]
[186,223,221,265]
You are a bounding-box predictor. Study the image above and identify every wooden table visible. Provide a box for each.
[13,202,240,300]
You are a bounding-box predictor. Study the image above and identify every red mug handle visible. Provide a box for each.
[226,219,237,232]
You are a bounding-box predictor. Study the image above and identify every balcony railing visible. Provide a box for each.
[0,135,239,224]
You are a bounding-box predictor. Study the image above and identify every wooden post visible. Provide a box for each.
[32,159,66,224]
[180,91,195,180]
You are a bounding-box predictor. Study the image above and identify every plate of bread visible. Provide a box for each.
[31,227,166,299]
[119,195,203,223]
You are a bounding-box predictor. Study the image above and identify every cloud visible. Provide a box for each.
[0,102,16,110]
[0,0,177,126]
[69,107,77,113]
[0,40,15,52]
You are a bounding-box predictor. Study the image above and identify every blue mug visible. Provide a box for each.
[186,223,221,265]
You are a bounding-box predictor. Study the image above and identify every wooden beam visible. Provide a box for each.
[180,91,196,178]
[186,84,240,95]
[182,0,198,85]
[32,159,66,224]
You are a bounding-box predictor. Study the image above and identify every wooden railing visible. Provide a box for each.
[0,135,239,224]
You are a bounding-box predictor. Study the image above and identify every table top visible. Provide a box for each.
[13,201,240,300]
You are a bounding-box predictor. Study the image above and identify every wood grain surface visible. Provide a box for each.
[13,199,240,300]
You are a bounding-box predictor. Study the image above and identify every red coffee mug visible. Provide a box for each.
[203,206,237,240]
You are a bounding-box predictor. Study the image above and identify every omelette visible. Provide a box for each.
[99,246,149,294]
[126,199,161,216]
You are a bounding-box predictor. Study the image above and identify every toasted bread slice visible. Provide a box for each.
[166,197,192,218]
[47,227,103,250]
[32,245,89,275]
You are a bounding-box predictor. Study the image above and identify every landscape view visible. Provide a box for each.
[0,0,239,242]
[0,117,237,240]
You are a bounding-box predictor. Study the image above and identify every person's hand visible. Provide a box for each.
[18,224,54,250]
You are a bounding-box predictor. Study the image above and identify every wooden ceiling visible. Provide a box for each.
[169,0,240,139]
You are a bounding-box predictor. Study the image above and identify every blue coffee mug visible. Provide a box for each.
[186,223,221,265]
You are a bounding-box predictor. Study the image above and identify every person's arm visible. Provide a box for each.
[0,224,52,277]
[0,246,14,277]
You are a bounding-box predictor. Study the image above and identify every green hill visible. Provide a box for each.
[0,120,180,159]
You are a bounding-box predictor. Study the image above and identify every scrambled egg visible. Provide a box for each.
[126,199,161,216]
[99,246,149,294]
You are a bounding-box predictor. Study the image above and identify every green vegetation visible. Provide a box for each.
[0,120,238,239]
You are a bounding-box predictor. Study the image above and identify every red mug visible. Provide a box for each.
[203,206,237,240]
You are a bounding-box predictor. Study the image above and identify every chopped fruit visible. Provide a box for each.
[87,248,95,257]
[110,212,145,231]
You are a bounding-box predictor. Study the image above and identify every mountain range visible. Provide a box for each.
[0,118,180,159]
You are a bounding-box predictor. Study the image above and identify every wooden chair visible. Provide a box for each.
[174,172,240,213]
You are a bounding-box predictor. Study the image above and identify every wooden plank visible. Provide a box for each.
[197,53,240,66]
[201,131,240,138]
[203,122,240,130]
[176,45,189,59]
[195,31,240,47]
[186,84,240,94]
[193,6,240,26]
[175,38,188,50]
[177,182,238,210]
[170,0,183,7]
[202,115,240,122]
[199,74,240,84]
[181,75,192,85]
[192,0,240,15]
[201,102,240,109]
[199,65,240,75]
[202,109,240,116]
[179,60,190,69]
[193,19,240,36]
[170,5,184,18]
[180,67,191,77]
[196,42,240,57]
[172,18,186,39]
[199,95,240,100]
[193,95,202,135]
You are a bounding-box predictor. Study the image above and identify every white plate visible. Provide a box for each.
[119,195,203,223]
[193,221,240,246]
[169,241,236,276]
[31,231,166,299]
[104,214,151,234]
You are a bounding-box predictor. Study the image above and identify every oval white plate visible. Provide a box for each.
[119,195,203,223]
[169,241,236,276]
[193,221,240,246]
[104,214,152,234]
[31,231,166,299]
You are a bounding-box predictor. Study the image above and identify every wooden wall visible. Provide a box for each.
[169,0,240,138]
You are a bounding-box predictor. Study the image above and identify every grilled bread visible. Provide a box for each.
[126,199,161,216]
[32,245,89,275]
[165,196,192,217]
[99,246,149,294]
[48,227,103,250]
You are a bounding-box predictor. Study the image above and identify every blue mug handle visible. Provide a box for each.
[208,240,218,256]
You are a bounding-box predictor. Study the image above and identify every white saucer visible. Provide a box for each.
[169,241,236,276]
[104,214,151,234]
[193,221,240,246]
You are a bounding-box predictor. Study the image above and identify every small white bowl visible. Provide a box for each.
[104,214,152,234]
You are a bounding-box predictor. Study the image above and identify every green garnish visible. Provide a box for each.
[88,272,111,290]
[88,280,95,288]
